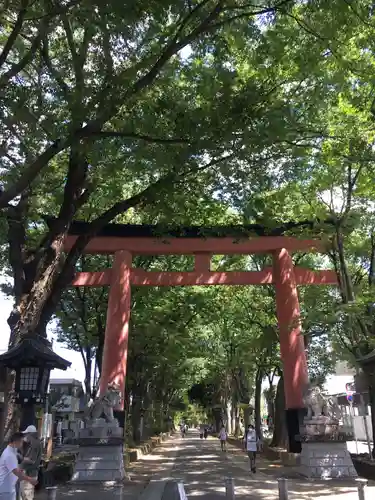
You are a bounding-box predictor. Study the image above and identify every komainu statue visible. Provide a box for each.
[303,385,342,421]
[84,385,122,424]
[303,385,326,419]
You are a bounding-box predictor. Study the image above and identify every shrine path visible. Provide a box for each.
[36,429,375,499]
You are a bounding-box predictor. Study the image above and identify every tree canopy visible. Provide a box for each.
[1,0,375,448]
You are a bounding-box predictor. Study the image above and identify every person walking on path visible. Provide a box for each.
[19,426,42,500]
[218,425,227,452]
[0,433,38,500]
[243,424,261,474]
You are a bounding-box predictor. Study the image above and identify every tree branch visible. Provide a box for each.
[0,137,70,209]
[0,18,48,88]
[0,0,29,69]
[26,0,83,20]
[89,130,192,144]
[369,233,375,288]
[210,0,294,29]
[0,0,293,209]
[59,298,88,371]
[40,34,70,102]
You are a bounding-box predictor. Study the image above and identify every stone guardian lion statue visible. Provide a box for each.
[84,385,122,424]
[303,385,327,419]
[303,385,342,421]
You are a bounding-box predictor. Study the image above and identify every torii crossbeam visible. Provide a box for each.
[64,222,337,453]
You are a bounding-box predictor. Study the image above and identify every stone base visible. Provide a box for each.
[300,441,358,479]
[71,426,124,483]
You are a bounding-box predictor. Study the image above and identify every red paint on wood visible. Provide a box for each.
[294,268,337,285]
[131,269,273,286]
[194,253,211,272]
[64,235,323,255]
[99,251,131,409]
[71,270,112,287]
[71,267,337,287]
[273,249,309,409]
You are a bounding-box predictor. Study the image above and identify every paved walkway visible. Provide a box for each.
[36,429,375,499]
[166,431,375,500]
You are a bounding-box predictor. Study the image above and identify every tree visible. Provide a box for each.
[0,0,300,351]
[54,256,110,397]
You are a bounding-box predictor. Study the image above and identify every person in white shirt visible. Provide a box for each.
[218,425,227,452]
[243,424,261,473]
[0,432,38,500]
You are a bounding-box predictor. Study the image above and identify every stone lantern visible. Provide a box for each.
[0,335,71,430]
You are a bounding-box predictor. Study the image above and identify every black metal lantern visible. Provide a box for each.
[15,365,51,404]
[0,335,71,428]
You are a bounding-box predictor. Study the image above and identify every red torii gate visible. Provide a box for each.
[64,222,337,452]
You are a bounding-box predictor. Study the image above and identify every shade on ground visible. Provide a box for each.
[36,429,375,499]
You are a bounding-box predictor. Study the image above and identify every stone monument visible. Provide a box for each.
[299,385,357,479]
[71,385,125,483]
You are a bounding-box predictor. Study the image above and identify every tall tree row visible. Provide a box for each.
[1,0,375,447]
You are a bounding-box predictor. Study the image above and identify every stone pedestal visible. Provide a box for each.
[300,441,357,479]
[71,419,124,483]
[299,417,357,479]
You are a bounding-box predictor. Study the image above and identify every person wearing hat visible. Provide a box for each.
[0,432,37,500]
[19,426,42,500]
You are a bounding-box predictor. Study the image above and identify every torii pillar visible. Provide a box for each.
[273,248,309,453]
[99,250,131,425]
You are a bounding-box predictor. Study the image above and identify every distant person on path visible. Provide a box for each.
[19,426,42,500]
[218,426,227,452]
[203,427,208,439]
[0,433,38,500]
[243,424,261,474]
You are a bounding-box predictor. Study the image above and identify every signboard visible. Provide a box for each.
[345,382,354,404]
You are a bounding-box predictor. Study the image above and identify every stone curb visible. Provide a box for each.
[125,431,174,463]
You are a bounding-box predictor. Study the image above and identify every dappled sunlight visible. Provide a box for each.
[36,430,375,499]
[141,453,167,461]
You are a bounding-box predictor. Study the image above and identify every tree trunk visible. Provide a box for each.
[234,405,241,437]
[243,405,251,429]
[212,408,222,433]
[0,370,19,442]
[84,347,92,398]
[362,369,375,458]
[131,394,142,444]
[231,403,236,435]
[368,382,375,459]
[96,335,104,376]
[226,400,232,434]
[270,375,288,449]
[265,387,276,431]
[254,368,263,438]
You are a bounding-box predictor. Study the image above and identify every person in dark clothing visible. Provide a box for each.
[19,426,42,500]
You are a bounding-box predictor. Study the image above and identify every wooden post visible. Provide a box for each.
[99,250,132,409]
[273,249,308,452]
